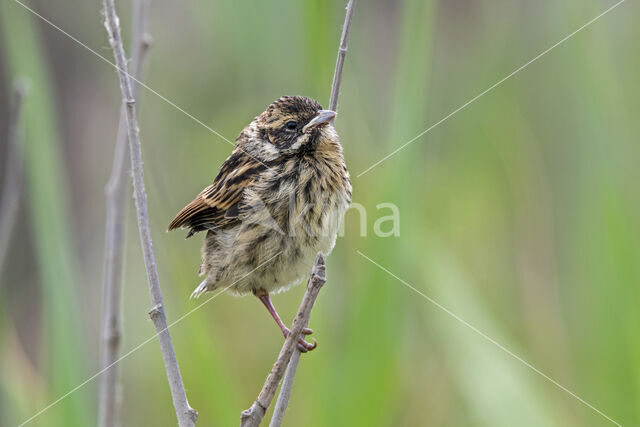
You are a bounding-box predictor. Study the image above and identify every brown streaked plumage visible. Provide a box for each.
[168,96,351,351]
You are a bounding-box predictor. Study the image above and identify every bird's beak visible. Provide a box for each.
[303,110,337,133]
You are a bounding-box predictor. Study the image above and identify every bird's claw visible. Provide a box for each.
[284,328,317,353]
[297,337,317,353]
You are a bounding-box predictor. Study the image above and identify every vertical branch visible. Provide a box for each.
[0,80,27,271]
[268,348,299,427]
[97,1,151,426]
[269,2,357,426]
[101,1,198,426]
[240,255,327,427]
[328,0,357,112]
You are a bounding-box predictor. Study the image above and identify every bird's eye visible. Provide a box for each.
[286,121,297,130]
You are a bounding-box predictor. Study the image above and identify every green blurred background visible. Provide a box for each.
[1,0,639,425]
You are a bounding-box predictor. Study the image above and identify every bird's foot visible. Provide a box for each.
[283,327,317,353]
[190,278,211,299]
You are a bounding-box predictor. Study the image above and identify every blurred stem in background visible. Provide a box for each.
[0,80,26,272]
[0,2,92,426]
[0,79,28,427]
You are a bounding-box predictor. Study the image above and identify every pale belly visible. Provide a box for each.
[200,189,349,296]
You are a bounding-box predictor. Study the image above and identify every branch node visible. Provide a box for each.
[148,304,163,319]
[141,33,153,50]
[186,407,199,422]
[106,327,121,348]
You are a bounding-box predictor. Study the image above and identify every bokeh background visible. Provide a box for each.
[1,0,639,425]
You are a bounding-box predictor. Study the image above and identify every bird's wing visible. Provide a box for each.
[168,150,267,237]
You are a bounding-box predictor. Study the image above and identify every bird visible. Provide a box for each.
[168,96,351,351]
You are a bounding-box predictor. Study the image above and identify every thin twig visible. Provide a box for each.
[268,2,357,425]
[0,80,27,272]
[101,1,197,426]
[240,254,327,427]
[97,1,151,426]
[269,348,300,427]
[328,0,357,112]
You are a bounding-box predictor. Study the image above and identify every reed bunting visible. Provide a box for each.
[169,96,351,351]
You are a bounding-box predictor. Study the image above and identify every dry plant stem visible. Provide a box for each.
[102,1,197,426]
[269,350,300,427]
[0,80,27,272]
[328,0,357,112]
[98,1,151,426]
[269,2,357,425]
[240,254,327,427]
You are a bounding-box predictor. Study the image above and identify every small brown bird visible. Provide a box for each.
[168,96,351,351]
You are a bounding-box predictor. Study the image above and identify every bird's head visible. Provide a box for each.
[239,96,338,161]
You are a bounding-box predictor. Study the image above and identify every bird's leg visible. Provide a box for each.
[255,288,317,352]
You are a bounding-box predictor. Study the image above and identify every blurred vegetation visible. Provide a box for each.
[1,0,639,426]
